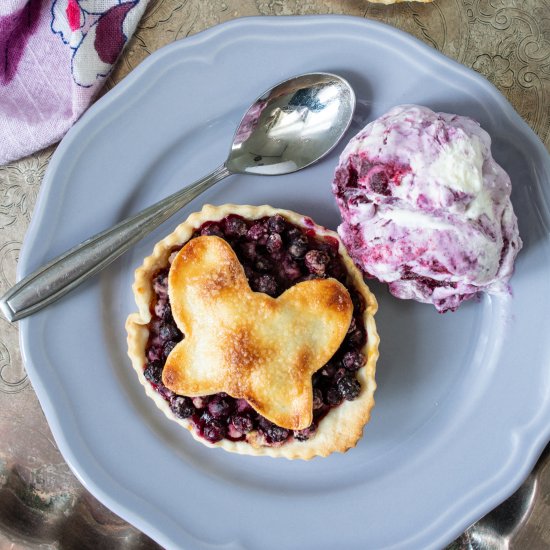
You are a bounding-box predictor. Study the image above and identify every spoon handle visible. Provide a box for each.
[0,164,231,322]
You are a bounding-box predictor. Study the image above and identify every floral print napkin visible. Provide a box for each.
[0,0,149,165]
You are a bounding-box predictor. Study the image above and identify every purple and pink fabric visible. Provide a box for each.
[0,0,149,165]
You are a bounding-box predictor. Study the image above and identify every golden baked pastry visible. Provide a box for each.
[164,236,353,430]
[126,204,379,459]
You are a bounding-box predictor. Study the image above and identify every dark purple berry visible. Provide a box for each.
[312,388,323,410]
[224,216,247,237]
[236,399,254,413]
[259,418,289,443]
[317,240,338,258]
[156,301,173,322]
[159,323,181,342]
[293,423,317,441]
[325,386,343,406]
[333,367,348,382]
[153,271,169,297]
[147,346,162,363]
[347,327,365,348]
[255,256,272,272]
[157,385,174,400]
[247,222,268,244]
[231,414,254,434]
[154,270,168,285]
[326,260,347,281]
[342,350,365,372]
[243,265,255,281]
[203,419,227,442]
[266,233,283,253]
[319,362,337,378]
[153,300,166,318]
[337,375,361,400]
[170,395,194,419]
[286,227,302,240]
[267,215,286,233]
[280,256,302,281]
[193,396,209,409]
[254,274,278,296]
[208,395,234,419]
[288,235,308,258]
[163,340,177,360]
[200,223,224,237]
[351,291,365,312]
[240,241,257,260]
[143,360,163,385]
[304,249,330,275]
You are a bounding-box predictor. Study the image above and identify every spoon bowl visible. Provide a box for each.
[227,73,355,175]
[0,72,355,322]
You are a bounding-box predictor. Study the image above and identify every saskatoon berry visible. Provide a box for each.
[351,291,365,313]
[225,216,247,237]
[293,423,317,441]
[288,235,308,259]
[319,362,337,378]
[326,260,347,281]
[240,242,257,260]
[342,350,364,372]
[159,323,181,342]
[312,388,324,410]
[143,360,163,385]
[193,396,208,409]
[304,250,330,275]
[266,233,283,253]
[200,223,224,237]
[286,227,302,241]
[267,215,286,233]
[153,272,169,297]
[163,340,177,360]
[203,419,227,443]
[347,317,357,334]
[231,414,254,434]
[208,395,234,419]
[337,375,361,401]
[255,274,278,296]
[325,386,343,406]
[333,367,348,382]
[347,327,365,348]
[255,256,272,272]
[259,419,289,443]
[169,395,194,419]
[281,257,302,281]
[247,222,268,244]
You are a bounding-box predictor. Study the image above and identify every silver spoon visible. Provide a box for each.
[0,72,355,322]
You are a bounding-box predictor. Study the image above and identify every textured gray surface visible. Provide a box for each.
[1,1,550,548]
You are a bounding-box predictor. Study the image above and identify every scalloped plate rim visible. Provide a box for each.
[17,15,550,550]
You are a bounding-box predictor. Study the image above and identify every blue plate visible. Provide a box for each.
[18,16,550,550]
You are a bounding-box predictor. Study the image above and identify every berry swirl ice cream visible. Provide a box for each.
[332,104,522,312]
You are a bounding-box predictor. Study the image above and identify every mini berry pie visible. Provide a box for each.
[126,204,379,459]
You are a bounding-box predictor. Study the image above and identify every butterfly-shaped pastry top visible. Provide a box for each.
[162,236,353,430]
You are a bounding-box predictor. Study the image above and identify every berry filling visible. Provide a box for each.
[144,215,367,446]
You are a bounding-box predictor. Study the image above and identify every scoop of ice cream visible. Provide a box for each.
[332,104,522,312]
